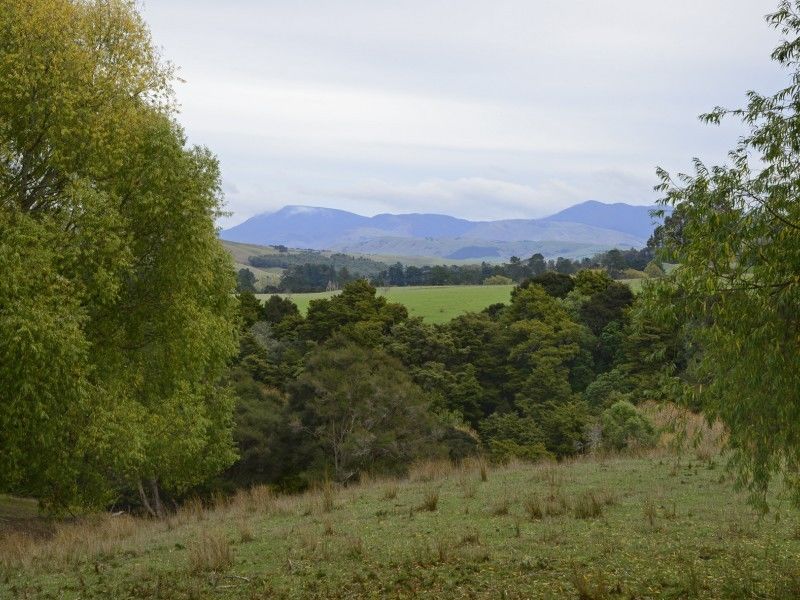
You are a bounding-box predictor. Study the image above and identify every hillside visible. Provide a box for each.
[4,421,799,599]
[221,201,662,260]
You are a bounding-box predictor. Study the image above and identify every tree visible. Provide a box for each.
[303,280,408,344]
[650,2,800,509]
[238,291,264,329]
[0,0,238,513]
[262,295,300,325]
[527,253,547,276]
[236,268,257,293]
[519,272,575,298]
[287,340,440,483]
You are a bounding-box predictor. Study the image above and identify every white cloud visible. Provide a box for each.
[140,0,787,226]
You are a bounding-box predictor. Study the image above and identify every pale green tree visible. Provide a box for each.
[0,0,238,513]
[650,1,800,509]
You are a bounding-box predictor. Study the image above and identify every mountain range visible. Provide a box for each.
[220,201,663,261]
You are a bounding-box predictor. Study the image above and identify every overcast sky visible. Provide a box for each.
[141,1,787,227]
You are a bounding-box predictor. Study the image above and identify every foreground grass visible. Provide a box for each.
[3,453,800,599]
[259,285,516,323]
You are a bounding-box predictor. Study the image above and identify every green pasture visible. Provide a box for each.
[258,285,516,324]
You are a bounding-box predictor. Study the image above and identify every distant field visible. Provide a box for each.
[257,285,516,324]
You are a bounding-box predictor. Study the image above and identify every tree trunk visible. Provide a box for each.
[137,479,156,518]
[149,478,164,519]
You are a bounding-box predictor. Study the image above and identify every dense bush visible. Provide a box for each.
[600,400,655,451]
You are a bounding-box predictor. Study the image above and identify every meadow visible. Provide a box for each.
[3,405,799,600]
[259,285,516,324]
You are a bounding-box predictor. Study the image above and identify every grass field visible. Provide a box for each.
[258,285,516,324]
[4,440,800,599]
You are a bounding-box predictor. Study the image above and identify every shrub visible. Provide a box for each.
[600,400,655,451]
[644,261,665,278]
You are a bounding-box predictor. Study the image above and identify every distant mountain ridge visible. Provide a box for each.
[221,201,663,260]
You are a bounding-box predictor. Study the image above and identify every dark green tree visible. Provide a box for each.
[236,268,257,292]
[286,340,441,483]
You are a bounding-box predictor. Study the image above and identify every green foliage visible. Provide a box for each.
[479,413,550,463]
[224,370,286,488]
[651,3,800,508]
[286,340,441,484]
[518,272,575,298]
[578,279,634,336]
[0,0,238,511]
[238,292,264,329]
[262,295,300,325]
[583,369,632,409]
[236,268,257,292]
[644,261,665,278]
[600,400,655,451]
[302,280,408,344]
[534,401,591,457]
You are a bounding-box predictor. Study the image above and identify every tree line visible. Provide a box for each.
[237,246,663,294]
[225,272,673,491]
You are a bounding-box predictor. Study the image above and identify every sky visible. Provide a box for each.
[140,0,788,227]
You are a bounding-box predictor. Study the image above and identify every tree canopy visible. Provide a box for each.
[0,0,238,513]
[650,1,800,509]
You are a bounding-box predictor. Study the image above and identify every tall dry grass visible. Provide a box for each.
[640,401,726,461]
[0,513,139,572]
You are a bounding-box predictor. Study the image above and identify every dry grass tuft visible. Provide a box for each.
[320,480,336,513]
[187,530,234,573]
[408,459,455,483]
[382,483,398,501]
[641,401,726,461]
[524,494,544,520]
[573,490,604,520]
[643,497,657,528]
[459,530,481,546]
[180,497,206,522]
[419,490,439,512]
[346,536,364,559]
[435,538,451,563]
[572,564,611,600]
[491,497,510,516]
[544,492,570,517]
[237,519,255,543]
[0,513,142,572]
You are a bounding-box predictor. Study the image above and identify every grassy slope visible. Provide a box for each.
[257,285,516,324]
[4,454,800,599]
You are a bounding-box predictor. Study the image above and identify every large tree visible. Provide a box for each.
[0,0,238,513]
[287,340,440,484]
[651,1,800,509]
